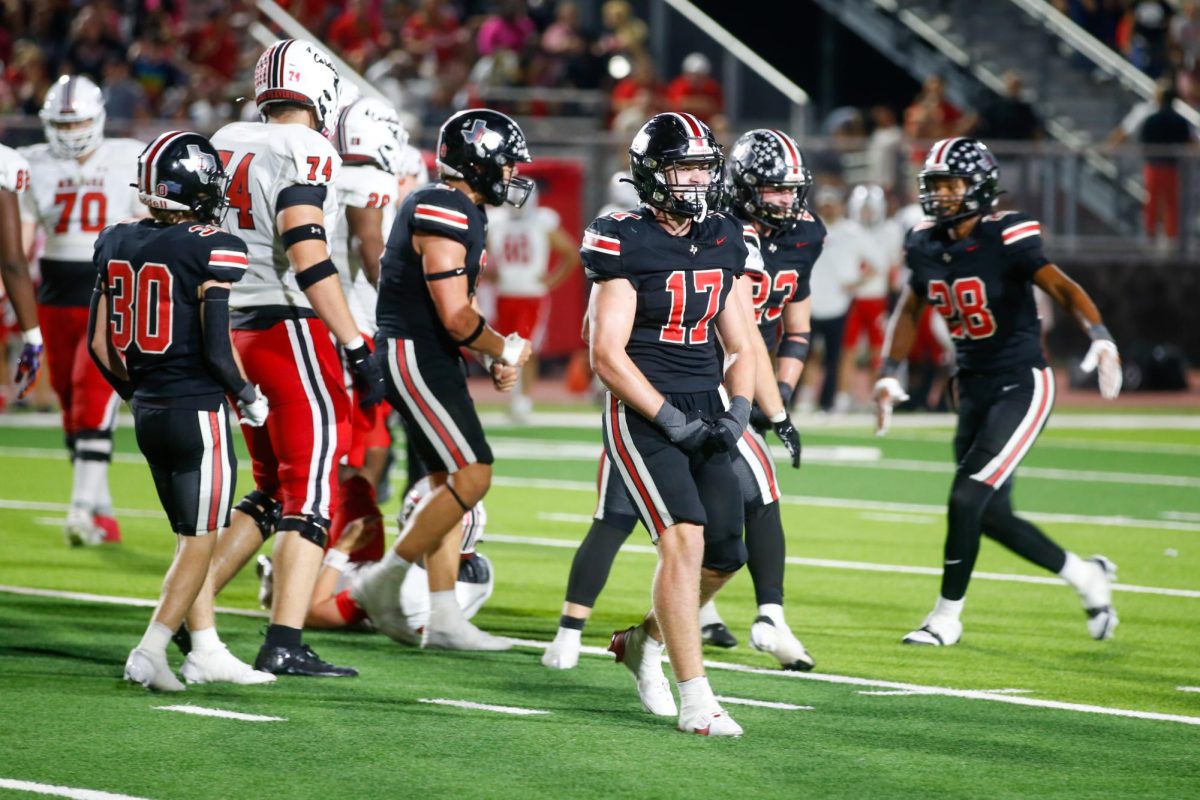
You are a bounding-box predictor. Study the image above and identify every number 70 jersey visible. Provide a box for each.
[582,207,753,394]
[210,121,342,314]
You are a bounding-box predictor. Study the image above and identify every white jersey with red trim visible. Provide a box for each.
[18,138,144,262]
[333,164,395,334]
[0,144,30,194]
[486,204,560,298]
[210,121,342,312]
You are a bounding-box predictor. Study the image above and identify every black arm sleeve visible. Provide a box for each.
[201,286,255,403]
[86,275,135,401]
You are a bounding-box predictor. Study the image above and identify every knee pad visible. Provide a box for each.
[277,514,329,549]
[702,531,748,574]
[74,429,113,463]
[235,490,284,541]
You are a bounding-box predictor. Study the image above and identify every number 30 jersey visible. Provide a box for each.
[905,210,1048,373]
[94,219,249,409]
[582,207,750,394]
[210,121,341,324]
[18,138,144,307]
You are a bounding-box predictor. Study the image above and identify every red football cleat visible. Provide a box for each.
[93,514,121,543]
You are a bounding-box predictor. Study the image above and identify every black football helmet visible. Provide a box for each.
[135,130,229,224]
[918,137,1001,227]
[628,112,724,221]
[726,128,812,231]
[437,108,534,207]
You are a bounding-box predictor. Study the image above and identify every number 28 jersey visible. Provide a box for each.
[210,121,341,323]
[582,208,750,394]
[94,219,249,409]
[905,210,1048,373]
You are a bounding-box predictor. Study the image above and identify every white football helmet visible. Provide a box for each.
[399,144,429,182]
[848,183,887,227]
[40,75,106,159]
[253,39,340,135]
[335,97,409,175]
[607,170,639,210]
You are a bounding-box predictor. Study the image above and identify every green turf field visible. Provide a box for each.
[1,408,1198,799]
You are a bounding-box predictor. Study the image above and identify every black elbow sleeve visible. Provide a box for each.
[201,288,253,402]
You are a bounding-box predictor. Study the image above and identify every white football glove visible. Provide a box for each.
[237,385,269,427]
[1080,339,1122,400]
[499,332,530,366]
[873,376,910,437]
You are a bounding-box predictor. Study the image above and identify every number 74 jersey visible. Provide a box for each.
[582,207,754,393]
[905,210,1049,373]
[210,121,342,315]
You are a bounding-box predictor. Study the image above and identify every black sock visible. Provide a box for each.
[265,624,302,649]
[559,615,586,631]
[745,502,786,606]
[940,476,993,601]
[563,518,635,608]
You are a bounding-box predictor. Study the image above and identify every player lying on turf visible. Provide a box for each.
[874,137,1122,647]
[89,132,274,691]
[258,478,494,637]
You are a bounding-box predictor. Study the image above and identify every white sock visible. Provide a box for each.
[698,600,723,628]
[428,590,462,628]
[190,627,222,653]
[933,596,965,620]
[677,676,715,709]
[643,628,665,653]
[95,470,114,516]
[757,603,785,626]
[71,458,109,511]
[138,621,173,656]
[1058,551,1090,590]
[554,627,581,647]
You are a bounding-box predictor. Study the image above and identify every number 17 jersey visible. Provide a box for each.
[582,208,750,394]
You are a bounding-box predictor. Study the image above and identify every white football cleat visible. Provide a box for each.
[902,614,963,646]
[542,634,581,670]
[1079,555,1119,640]
[608,626,677,717]
[422,619,513,651]
[350,561,420,645]
[678,705,743,737]
[255,555,274,610]
[750,615,816,671]
[181,645,277,685]
[64,507,104,547]
[124,647,185,692]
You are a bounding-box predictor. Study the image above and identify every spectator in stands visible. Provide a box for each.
[478,0,538,58]
[7,41,52,116]
[595,0,648,62]
[64,6,123,83]
[541,0,602,89]
[1126,0,1174,78]
[867,105,905,193]
[102,56,150,129]
[972,70,1042,141]
[664,52,724,123]
[1171,0,1200,106]
[186,8,241,81]
[129,25,185,112]
[904,75,963,150]
[403,0,469,70]
[1138,81,1196,241]
[609,52,660,138]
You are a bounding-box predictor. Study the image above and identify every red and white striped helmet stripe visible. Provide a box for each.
[668,112,714,156]
[140,130,191,195]
[926,137,964,171]
[767,129,804,181]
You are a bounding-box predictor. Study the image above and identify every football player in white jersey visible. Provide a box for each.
[486,182,579,422]
[0,144,42,403]
[18,75,145,547]
[203,39,385,679]
[325,95,409,572]
[841,183,899,404]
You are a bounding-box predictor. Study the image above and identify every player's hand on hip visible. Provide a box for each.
[345,339,386,409]
[773,416,802,469]
[1080,339,1122,400]
[492,362,519,392]
[237,385,270,427]
[14,343,43,399]
[873,377,909,437]
[499,333,532,367]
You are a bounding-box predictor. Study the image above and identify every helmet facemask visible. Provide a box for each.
[919,173,978,227]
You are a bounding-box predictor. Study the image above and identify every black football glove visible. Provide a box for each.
[773,415,802,469]
[345,340,385,409]
[654,400,711,454]
[748,401,771,434]
[706,395,751,454]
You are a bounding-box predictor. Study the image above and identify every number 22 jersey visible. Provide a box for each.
[905,210,1048,373]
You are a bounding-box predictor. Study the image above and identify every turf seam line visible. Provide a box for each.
[155,704,285,722]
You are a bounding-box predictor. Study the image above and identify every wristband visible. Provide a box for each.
[295,258,337,290]
[22,326,43,347]
[1087,323,1114,342]
[769,409,788,424]
[455,315,487,347]
[881,357,902,378]
[280,223,326,248]
[323,548,351,572]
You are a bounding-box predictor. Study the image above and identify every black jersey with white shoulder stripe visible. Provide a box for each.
[376,182,488,355]
[742,210,825,350]
[905,210,1048,373]
[94,219,249,409]
[582,207,749,393]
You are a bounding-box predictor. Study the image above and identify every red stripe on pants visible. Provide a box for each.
[608,396,665,534]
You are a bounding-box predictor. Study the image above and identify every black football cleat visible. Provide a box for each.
[701,622,738,649]
[254,643,358,677]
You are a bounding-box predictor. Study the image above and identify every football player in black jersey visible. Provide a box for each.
[350,108,533,652]
[587,112,758,736]
[88,131,274,691]
[874,137,1123,647]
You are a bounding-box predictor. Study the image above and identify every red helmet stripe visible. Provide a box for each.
[141,130,189,194]
[931,137,963,168]
[670,112,703,138]
[768,129,802,173]
[61,76,75,114]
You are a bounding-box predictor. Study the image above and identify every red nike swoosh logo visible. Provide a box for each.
[966,245,978,252]
[715,236,727,245]
[796,242,810,248]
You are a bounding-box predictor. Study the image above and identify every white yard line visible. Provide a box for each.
[1178,686,1200,693]
[154,704,284,722]
[858,688,1032,697]
[714,695,813,710]
[859,512,939,525]
[0,778,155,800]
[417,698,549,716]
